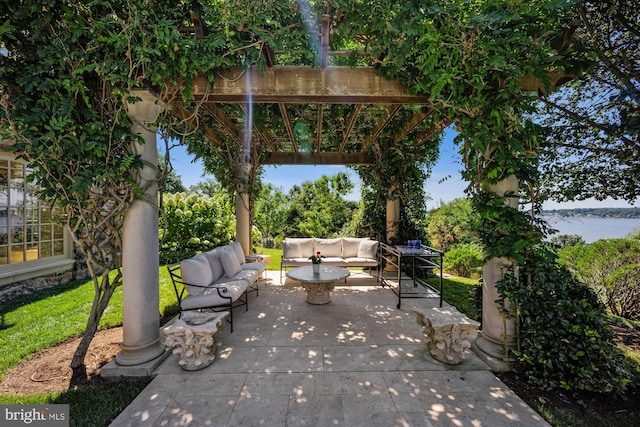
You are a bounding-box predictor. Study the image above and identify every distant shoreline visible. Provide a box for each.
[541,207,640,219]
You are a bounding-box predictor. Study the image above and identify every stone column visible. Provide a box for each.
[474,175,519,370]
[386,184,400,243]
[236,191,250,255]
[384,184,400,272]
[115,90,165,366]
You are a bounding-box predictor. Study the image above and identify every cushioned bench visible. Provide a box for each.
[280,237,378,282]
[168,241,267,332]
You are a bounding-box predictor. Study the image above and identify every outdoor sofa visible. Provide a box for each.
[168,241,266,332]
[280,237,379,282]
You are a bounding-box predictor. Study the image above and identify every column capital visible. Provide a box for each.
[125,89,164,125]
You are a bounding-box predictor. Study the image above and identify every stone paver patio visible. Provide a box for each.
[109,270,549,427]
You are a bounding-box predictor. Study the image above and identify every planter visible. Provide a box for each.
[312,264,320,274]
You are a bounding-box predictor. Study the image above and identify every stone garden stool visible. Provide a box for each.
[162,311,229,371]
[413,308,480,365]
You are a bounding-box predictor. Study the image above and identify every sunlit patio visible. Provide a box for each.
[109,270,549,426]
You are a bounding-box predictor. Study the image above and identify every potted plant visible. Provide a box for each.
[309,251,323,274]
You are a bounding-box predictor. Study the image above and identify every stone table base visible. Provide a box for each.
[413,308,479,365]
[302,282,335,304]
[162,311,228,371]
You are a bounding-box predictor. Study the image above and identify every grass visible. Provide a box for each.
[0,379,151,427]
[426,275,481,321]
[0,268,178,379]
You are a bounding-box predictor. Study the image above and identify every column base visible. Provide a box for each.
[115,338,166,366]
[103,350,170,379]
[473,332,515,372]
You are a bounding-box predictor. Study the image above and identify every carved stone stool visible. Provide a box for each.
[162,311,229,371]
[413,308,480,365]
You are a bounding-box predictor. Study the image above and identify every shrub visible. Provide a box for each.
[159,192,235,264]
[558,238,640,321]
[497,246,630,393]
[443,243,484,278]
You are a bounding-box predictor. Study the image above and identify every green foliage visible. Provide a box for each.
[426,198,481,251]
[443,243,484,279]
[282,172,358,238]
[356,133,441,244]
[159,191,235,264]
[550,234,585,248]
[536,1,639,203]
[497,246,631,393]
[254,183,289,246]
[558,238,640,320]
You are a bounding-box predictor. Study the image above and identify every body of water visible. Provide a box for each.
[542,216,640,243]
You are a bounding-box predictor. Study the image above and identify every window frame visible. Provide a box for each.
[0,153,74,286]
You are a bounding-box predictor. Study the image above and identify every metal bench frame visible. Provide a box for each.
[167,263,249,332]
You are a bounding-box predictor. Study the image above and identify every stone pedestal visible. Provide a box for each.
[302,282,335,304]
[162,311,229,371]
[414,308,480,364]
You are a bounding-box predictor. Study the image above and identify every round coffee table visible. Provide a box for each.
[286,265,350,304]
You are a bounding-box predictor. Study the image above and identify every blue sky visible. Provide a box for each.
[165,126,637,211]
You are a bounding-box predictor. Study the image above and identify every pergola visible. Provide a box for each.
[112,14,576,374]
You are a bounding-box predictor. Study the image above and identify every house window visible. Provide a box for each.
[0,158,66,265]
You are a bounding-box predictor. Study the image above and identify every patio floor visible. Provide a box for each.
[109,270,549,427]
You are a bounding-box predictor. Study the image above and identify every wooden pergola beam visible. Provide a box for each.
[179,66,574,104]
[361,105,402,151]
[393,107,435,144]
[339,104,362,152]
[278,103,298,152]
[189,67,431,104]
[262,152,374,165]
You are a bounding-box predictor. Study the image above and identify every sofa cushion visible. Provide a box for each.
[241,261,267,272]
[314,238,342,257]
[180,280,248,310]
[344,257,378,267]
[342,238,363,258]
[180,254,214,296]
[319,257,346,266]
[203,249,224,282]
[282,238,315,258]
[229,269,259,285]
[219,248,242,278]
[230,241,246,265]
[358,239,379,259]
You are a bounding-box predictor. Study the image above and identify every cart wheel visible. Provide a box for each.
[396,302,401,309]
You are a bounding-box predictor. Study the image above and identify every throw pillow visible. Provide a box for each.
[180,254,214,295]
[219,248,242,278]
[358,239,379,259]
[230,241,246,265]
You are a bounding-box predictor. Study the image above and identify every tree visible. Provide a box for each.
[159,154,186,194]
[426,198,481,251]
[254,183,288,246]
[284,173,357,238]
[558,238,640,320]
[536,0,640,203]
[549,234,585,248]
[0,1,213,381]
